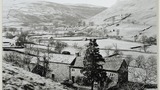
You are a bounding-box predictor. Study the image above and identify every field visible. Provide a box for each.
[61,38,156,51]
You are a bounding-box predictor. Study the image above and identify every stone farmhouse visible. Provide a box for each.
[70,56,128,86]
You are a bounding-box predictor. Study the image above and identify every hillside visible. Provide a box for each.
[87,0,156,25]
[3,1,106,27]
[85,0,157,40]
[2,62,70,90]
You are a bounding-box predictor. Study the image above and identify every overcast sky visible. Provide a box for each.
[3,0,117,7]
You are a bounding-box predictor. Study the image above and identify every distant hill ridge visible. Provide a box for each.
[3,1,107,27]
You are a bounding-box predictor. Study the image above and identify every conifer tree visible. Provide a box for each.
[82,39,106,90]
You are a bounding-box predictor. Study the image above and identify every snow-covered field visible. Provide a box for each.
[54,37,103,40]
[62,38,157,52]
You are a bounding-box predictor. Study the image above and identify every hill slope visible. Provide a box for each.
[87,0,157,25]
[3,62,70,90]
[85,0,157,40]
[3,1,106,27]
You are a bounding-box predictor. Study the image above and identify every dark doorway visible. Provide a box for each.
[72,76,75,83]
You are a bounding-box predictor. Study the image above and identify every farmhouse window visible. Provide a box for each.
[110,77,114,80]
[72,69,75,71]
[52,74,55,80]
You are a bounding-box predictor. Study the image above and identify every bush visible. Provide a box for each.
[135,55,145,68]
[76,32,86,36]
[125,55,133,65]
[54,41,68,53]
[146,36,157,45]
[6,33,14,39]
[66,31,75,37]
[3,53,22,67]
[62,51,71,55]
[75,76,91,86]
[3,52,32,70]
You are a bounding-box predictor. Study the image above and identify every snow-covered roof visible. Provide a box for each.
[49,54,76,64]
[72,57,125,71]
[31,54,76,64]
[103,59,125,71]
[72,57,84,68]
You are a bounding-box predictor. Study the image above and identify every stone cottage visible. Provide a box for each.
[69,56,128,86]
[30,54,77,82]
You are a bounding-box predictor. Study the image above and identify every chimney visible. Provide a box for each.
[75,52,80,57]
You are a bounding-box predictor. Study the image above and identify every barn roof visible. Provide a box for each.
[49,54,76,64]
[4,48,76,64]
[103,59,125,71]
[31,54,76,64]
[72,57,84,68]
[72,56,125,71]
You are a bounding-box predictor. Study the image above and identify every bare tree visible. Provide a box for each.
[128,55,157,89]
[134,35,138,42]
[135,55,145,68]
[135,55,156,81]
[125,55,133,65]
[144,56,157,83]
[104,46,112,56]
[23,50,33,71]
[141,35,148,44]
[113,43,123,57]
[142,45,149,52]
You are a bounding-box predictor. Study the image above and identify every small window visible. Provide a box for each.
[52,74,55,80]
[72,68,75,71]
[110,73,114,76]
[110,77,114,80]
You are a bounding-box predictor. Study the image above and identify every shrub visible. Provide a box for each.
[6,33,14,39]
[66,31,75,37]
[54,41,68,53]
[125,55,133,65]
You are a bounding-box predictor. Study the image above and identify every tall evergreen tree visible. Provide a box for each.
[82,39,106,90]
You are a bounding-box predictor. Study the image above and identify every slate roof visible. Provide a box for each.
[49,54,76,64]
[72,57,84,68]
[72,56,125,72]
[103,59,125,71]
[31,54,76,64]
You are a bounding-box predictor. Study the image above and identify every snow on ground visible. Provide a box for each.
[84,0,157,41]
[54,37,102,40]
[62,39,157,52]
[105,24,156,40]
[87,0,156,25]
[62,46,156,58]
[99,50,156,58]
[2,62,70,90]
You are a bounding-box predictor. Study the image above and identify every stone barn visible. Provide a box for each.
[30,54,77,82]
